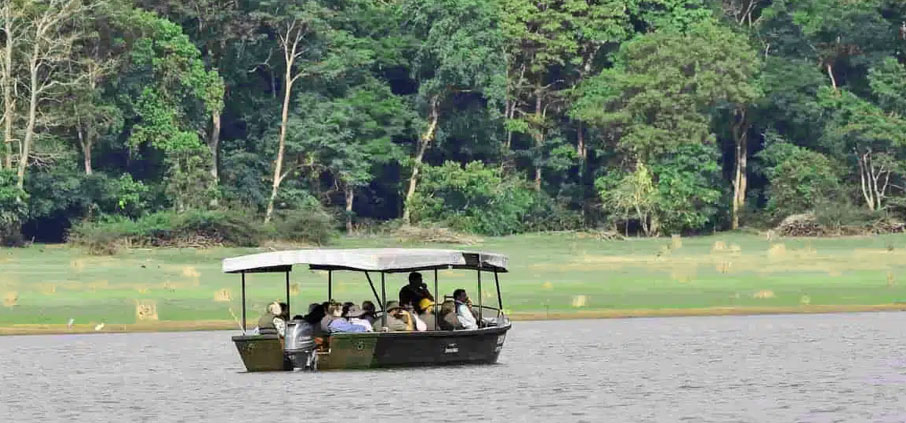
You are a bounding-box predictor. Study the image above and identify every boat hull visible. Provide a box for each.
[232,325,510,371]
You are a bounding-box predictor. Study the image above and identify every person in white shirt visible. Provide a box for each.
[453,289,478,330]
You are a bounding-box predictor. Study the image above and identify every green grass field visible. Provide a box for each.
[2,232,906,333]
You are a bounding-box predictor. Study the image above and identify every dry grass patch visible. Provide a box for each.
[3,291,18,307]
[87,280,109,291]
[671,264,696,283]
[393,225,482,245]
[715,261,732,274]
[135,300,159,321]
[541,281,553,290]
[800,295,811,305]
[290,282,300,296]
[752,290,776,299]
[571,295,588,307]
[38,284,56,295]
[181,266,201,278]
[767,243,787,258]
[712,241,727,252]
[214,288,232,302]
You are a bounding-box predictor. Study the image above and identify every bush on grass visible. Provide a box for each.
[69,209,266,254]
[272,208,335,245]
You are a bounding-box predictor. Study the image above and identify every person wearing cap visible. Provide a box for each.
[256,301,287,337]
[453,289,478,330]
[417,297,437,331]
[324,301,367,333]
[345,304,374,332]
[398,272,434,310]
[373,300,412,332]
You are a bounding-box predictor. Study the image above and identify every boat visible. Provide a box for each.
[222,248,512,371]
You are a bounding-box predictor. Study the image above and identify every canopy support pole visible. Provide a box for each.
[380,272,387,328]
[241,271,247,334]
[494,269,503,311]
[433,268,438,331]
[364,271,382,309]
[477,267,483,323]
[284,271,291,317]
[328,270,332,301]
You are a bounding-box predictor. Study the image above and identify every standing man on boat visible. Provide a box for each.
[399,272,434,310]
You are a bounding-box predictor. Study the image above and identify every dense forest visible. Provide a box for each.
[1,0,906,246]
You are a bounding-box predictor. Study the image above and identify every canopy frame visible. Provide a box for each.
[228,248,508,333]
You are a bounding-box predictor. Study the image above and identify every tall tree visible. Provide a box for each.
[15,0,88,190]
[574,21,760,234]
[400,0,505,223]
[256,1,366,222]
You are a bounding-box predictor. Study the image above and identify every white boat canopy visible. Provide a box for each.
[222,248,508,274]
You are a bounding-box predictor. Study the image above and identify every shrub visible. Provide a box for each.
[0,170,27,246]
[758,137,841,220]
[68,209,265,254]
[409,161,537,236]
[272,208,335,245]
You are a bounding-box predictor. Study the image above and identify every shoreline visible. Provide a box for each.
[2,304,905,336]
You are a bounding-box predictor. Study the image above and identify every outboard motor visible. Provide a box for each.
[284,320,318,370]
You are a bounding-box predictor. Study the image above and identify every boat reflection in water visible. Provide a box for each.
[222,248,512,371]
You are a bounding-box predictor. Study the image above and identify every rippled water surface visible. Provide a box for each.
[2,312,906,422]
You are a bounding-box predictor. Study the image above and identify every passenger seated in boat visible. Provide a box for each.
[342,301,355,316]
[408,303,427,331]
[417,298,436,331]
[453,289,478,330]
[361,301,376,325]
[372,301,413,332]
[399,272,434,310]
[256,301,287,337]
[324,301,368,334]
[303,303,326,336]
[438,300,463,331]
[345,305,374,332]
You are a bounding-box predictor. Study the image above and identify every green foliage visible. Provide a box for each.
[758,135,841,218]
[596,162,657,234]
[572,20,761,160]
[409,161,536,235]
[0,170,28,245]
[8,0,906,244]
[69,210,265,254]
[273,209,336,246]
[649,144,724,234]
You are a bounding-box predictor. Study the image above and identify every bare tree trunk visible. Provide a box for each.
[576,121,586,161]
[826,63,837,92]
[731,108,748,230]
[345,183,354,234]
[209,110,221,183]
[402,95,439,224]
[265,21,305,223]
[17,42,39,190]
[857,150,875,211]
[1,5,14,171]
[532,81,543,191]
[265,69,292,223]
[76,123,92,175]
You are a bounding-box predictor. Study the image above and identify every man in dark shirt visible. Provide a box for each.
[398,272,434,310]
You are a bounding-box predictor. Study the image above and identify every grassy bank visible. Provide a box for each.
[2,232,906,334]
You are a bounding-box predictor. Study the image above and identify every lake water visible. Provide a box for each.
[2,312,905,422]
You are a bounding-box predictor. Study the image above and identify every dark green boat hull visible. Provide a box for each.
[232,325,510,371]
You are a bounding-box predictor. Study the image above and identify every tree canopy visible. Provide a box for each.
[2,0,906,243]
